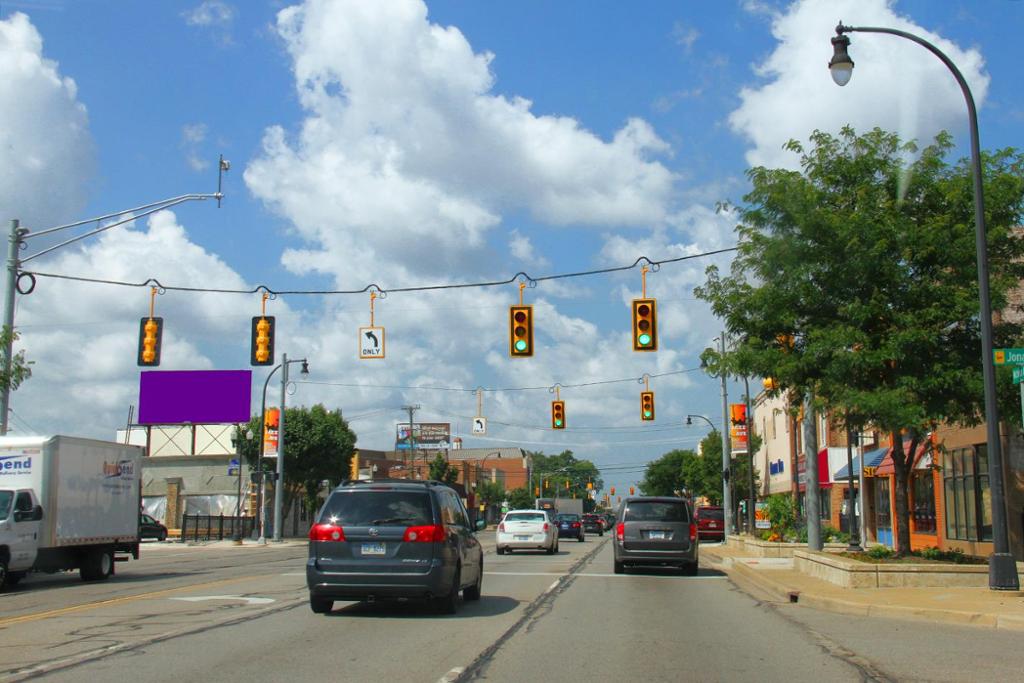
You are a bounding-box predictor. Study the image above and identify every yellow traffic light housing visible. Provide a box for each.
[629,486,635,495]
[631,298,657,351]
[509,304,534,357]
[137,317,163,366]
[551,400,565,429]
[641,390,655,421]
[610,486,615,496]
[251,316,275,366]
[565,479,570,490]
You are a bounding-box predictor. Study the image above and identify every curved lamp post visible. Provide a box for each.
[687,413,734,534]
[258,354,309,543]
[829,23,1018,590]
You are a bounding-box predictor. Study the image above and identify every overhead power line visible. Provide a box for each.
[22,246,738,296]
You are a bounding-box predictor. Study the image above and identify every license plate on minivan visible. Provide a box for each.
[361,542,386,555]
[648,531,666,540]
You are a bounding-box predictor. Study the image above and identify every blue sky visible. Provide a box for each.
[1,0,1021,496]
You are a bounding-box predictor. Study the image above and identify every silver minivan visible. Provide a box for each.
[613,496,698,575]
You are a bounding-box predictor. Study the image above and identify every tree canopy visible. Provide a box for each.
[529,449,603,505]
[696,127,1024,553]
[428,453,460,485]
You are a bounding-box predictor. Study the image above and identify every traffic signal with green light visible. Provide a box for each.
[641,391,655,421]
[137,317,163,366]
[631,298,657,351]
[509,305,534,357]
[551,400,565,429]
[251,316,275,366]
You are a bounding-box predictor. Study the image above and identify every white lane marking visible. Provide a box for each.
[576,572,726,579]
[282,572,306,576]
[170,595,275,605]
[546,580,560,592]
[484,571,562,577]
[436,667,464,683]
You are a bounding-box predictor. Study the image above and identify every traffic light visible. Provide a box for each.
[565,480,570,490]
[629,486,635,495]
[586,481,593,490]
[610,486,615,496]
[641,391,655,421]
[631,298,657,351]
[535,486,540,496]
[251,316,275,366]
[349,450,360,480]
[137,317,163,366]
[551,400,566,429]
[509,305,534,357]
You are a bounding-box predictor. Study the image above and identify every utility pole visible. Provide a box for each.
[803,393,822,550]
[719,333,733,535]
[402,404,420,476]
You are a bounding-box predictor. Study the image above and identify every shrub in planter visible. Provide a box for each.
[866,545,893,559]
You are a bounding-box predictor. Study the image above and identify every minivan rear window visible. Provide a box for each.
[623,501,689,523]
[319,491,433,526]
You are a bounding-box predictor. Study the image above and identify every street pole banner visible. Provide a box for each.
[729,403,748,453]
[263,407,279,457]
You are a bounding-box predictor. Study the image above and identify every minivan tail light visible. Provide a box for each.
[403,524,446,542]
[309,523,345,542]
[616,522,624,541]
[689,522,697,543]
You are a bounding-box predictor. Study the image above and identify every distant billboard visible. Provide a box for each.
[139,370,252,425]
[395,423,451,450]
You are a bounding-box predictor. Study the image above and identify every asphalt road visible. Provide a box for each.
[3,535,1023,682]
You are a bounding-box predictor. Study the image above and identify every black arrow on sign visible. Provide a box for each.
[364,331,379,348]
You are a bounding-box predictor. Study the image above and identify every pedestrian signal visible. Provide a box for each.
[641,391,655,421]
[137,317,163,366]
[551,400,566,429]
[509,305,534,357]
[631,298,657,351]
[251,316,275,366]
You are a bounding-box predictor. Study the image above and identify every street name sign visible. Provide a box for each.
[1014,366,1024,384]
[993,348,1024,365]
[359,326,386,359]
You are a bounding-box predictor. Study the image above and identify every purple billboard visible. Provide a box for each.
[138,370,252,425]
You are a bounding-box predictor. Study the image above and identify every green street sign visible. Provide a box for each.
[993,348,1024,365]
[1014,366,1024,384]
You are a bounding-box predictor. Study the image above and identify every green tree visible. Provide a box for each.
[639,450,689,496]
[428,453,459,485]
[506,487,535,510]
[529,449,603,502]
[0,327,33,394]
[682,432,726,505]
[237,404,357,531]
[696,127,1024,554]
[476,479,505,507]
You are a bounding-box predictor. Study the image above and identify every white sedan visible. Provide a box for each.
[496,509,558,555]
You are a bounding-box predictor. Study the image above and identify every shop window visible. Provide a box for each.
[818,488,831,521]
[912,471,936,534]
[943,445,992,542]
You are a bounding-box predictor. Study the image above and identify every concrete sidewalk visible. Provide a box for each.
[702,543,1024,632]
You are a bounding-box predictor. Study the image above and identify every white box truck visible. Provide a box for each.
[0,435,143,590]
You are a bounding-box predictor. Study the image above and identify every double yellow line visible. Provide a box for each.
[0,573,266,627]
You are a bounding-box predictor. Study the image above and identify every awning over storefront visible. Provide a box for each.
[872,441,930,476]
[834,446,888,480]
[797,448,831,492]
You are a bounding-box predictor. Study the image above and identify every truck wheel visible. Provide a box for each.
[6,571,24,587]
[309,596,333,614]
[0,558,8,591]
[81,549,114,582]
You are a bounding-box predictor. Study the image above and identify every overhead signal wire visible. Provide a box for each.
[22,246,738,297]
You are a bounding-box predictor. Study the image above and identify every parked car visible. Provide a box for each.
[695,506,725,542]
[613,496,698,576]
[306,479,486,615]
[582,513,604,536]
[139,513,168,542]
[555,513,585,542]
[496,509,558,554]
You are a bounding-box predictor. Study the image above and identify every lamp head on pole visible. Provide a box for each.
[686,416,693,426]
[829,24,854,86]
[300,360,309,375]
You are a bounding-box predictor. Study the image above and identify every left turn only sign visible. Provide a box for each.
[360,327,385,359]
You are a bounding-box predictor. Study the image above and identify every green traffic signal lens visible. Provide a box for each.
[643,410,652,418]
[555,419,563,426]
[515,339,528,352]
[638,333,651,346]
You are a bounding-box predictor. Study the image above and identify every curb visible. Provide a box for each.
[705,549,1024,633]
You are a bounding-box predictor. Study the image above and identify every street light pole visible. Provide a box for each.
[830,22,1018,591]
[718,334,734,534]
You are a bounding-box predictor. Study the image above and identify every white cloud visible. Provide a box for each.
[181,122,210,172]
[508,229,550,269]
[0,12,94,229]
[183,1,236,27]
[729,0,990,169]
[671,22,700,53]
